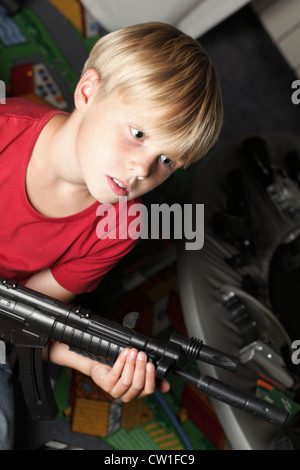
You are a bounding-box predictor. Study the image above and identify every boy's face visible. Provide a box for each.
[74,81,184,205]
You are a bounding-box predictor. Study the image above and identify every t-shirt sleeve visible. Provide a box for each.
[50,197,144,294]
[51,235,139,294]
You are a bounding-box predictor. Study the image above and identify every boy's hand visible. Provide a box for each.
[49,342,170,401]
[25,274,170,400]
[90,347,170,401]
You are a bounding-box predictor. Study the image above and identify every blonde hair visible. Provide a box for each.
[82,22,223,167]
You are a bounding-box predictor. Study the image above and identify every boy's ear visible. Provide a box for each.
[74,68,101,111]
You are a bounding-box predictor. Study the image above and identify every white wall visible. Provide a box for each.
[80,0,251,39]
[81,0,299,77]
[252,0,300,78]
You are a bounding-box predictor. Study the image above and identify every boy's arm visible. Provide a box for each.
[25,269,170,401]
[25,268,76,303]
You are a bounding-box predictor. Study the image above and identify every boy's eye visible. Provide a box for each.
[131,127,145,140]
[160,155,173,167]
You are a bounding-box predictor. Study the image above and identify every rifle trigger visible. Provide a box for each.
[123,311,139,329]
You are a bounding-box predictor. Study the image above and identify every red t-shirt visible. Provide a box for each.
[0,99,140,293]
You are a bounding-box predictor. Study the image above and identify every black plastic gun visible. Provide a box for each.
[0,277,288,426]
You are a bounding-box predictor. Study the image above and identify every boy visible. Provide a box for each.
[0,22,223,448]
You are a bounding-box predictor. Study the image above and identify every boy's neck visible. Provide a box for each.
[26,111,96,218]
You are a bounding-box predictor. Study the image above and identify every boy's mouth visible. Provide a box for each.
[107,176,129,196]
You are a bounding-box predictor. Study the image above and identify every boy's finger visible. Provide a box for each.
[109,348,138,397]
[114,350,149,401]
[157,378,170,394]
[100,348,130,388]
[139,361,156,396]
[120,356,155,402]
[128,351,147,393]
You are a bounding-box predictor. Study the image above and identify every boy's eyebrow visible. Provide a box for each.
[130,122,146,133]
[124,106,181,157]
[125,104,164,130]
[130,121,174,159]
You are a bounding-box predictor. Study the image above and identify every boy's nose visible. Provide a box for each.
[129,156,152,179]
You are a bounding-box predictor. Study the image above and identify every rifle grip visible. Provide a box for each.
[18,346,58,420]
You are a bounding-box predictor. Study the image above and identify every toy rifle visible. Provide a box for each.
[0,277,288,426]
